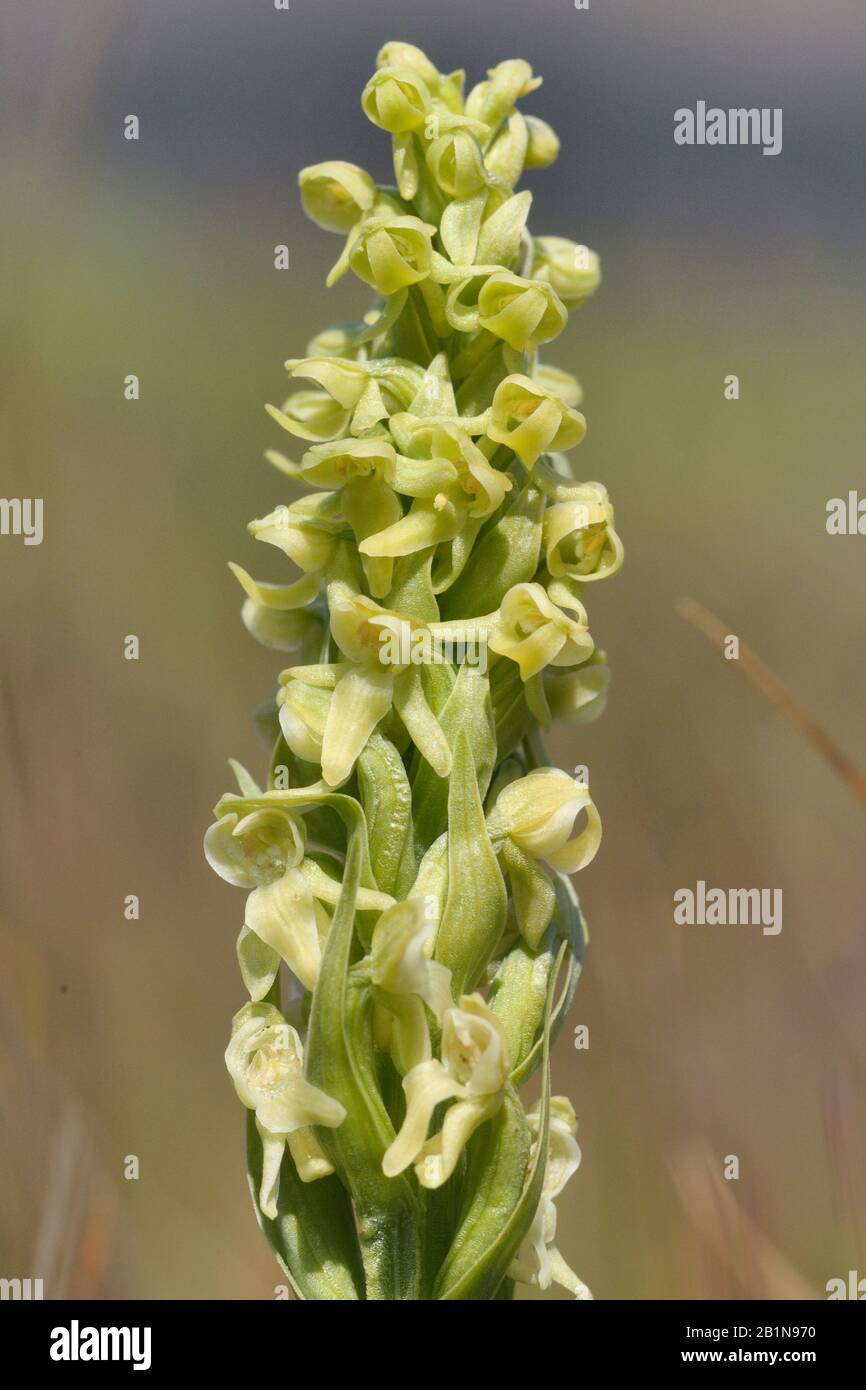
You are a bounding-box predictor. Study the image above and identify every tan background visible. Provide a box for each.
[1,0,864,1298]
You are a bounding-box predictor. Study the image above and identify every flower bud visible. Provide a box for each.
[532,361,582,408]
[278,678,330,763]
[425,129,488,198]
[241,602,323,655]
[542,654,610,724]
[483,112,529,188]
[376,42,440,88]
[466,59,542,131]
[532,236,601,306]
[523,114,560,169]
[362,65,431,133]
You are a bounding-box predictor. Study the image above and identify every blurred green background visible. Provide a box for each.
[1,0,864,1300]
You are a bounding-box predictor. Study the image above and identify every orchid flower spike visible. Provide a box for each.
[208,38,621,1302]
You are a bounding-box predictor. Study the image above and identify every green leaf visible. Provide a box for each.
[236,924,281,1003]
[268,736,348,856]
[555,869,589,967]
[434,943,563,1300]
[489,657,530,760]
[501,838,556,947]
[411,665,497,859]
[488,931,556,1074]
[305,829,423,1300]
[357,732,416,898]
[245,1110,364,1301]
[508,883,585,1087]
[385,548,440,623]
[434,730,507,994]
[431,1087,531,1299]
[440,482,545,619]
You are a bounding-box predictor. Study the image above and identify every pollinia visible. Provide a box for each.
[206,42,622,1301]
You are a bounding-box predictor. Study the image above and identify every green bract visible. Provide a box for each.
[207,40,620,1301]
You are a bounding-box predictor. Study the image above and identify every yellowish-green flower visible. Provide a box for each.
[488,581,594,681]
[346,215,436,296]
[298,161,376,234]
[248,493,344,573]
[446,270,568,352]
[205,801,392,992]
[376,42,465,112]
[268,357,426,441]
[371,897,454,1074]
[383,993,510,1188]
[425,121,489,199]
[542,484,624,582]
[487,373,586,468]
[487,767,602,874]
[288,585,451,786]
[226,1002,346,1217]
[508,1097,592,1298]
[357,421,511,554]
